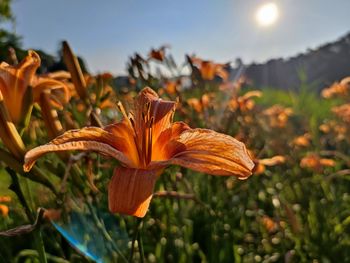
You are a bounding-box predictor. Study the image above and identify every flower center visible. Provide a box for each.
[117,101,154,168]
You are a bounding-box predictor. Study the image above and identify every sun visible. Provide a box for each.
[255,2,279,27]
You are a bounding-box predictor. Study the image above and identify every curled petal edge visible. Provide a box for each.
[23,140,133,172]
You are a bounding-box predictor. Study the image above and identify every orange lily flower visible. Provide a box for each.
[23,88,254,217]
[32,72,71,110]
[0,51,70,125]
[0,50,40,125]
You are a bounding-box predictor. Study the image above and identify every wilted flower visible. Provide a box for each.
[24,88,254,217]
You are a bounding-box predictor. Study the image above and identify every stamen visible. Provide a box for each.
[117,101,134,130]
[145,101,151,112]
[147,117,154,164]
[129,115,136,129]
[117,101,129,120]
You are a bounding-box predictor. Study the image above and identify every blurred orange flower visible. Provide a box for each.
[148,46,168,62]
[187,93,212,113]
[322,77,350,98]
[0,196,11,202]
[319,122,332,133]
[0,195,11,217]
[261,215,278,233]
[292,133,311,147]
[253,155,286,175]
[332,103,350,123]
[263,105,293,128]
[164,80,179,95]
[229,90,262,112]
[24,87,254,217]
[188,56,229,81]
[0,205,9,217]
[300,153,335,172]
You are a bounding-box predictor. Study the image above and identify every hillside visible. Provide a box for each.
[235,32,350,91]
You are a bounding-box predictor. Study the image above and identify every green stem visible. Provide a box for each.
[129,218,143,262]
[0,148,58,195]
[86,201,128,262]
[137,223,145,263]
[6,168,47,263]
[34,229,48,263]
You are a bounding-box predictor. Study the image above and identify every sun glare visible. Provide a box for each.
[255,2,279,27]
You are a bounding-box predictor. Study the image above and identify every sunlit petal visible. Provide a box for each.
[152,121,190,161]
[23,125,135,171]
[153,129,254,179]
[32,76,70,105]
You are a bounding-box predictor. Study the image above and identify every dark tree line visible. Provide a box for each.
[238,33,350,92]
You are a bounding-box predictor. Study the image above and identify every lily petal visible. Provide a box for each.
[108,167,158,217]
[23,125,135,172]
[151,121,190,161]
[152,129,254,179]
[135,87,176,141]
[32,76,70,105]
[104,121,140,166]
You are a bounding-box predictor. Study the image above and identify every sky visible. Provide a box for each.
[4,0,350,75]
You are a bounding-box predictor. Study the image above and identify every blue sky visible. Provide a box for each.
[5,0,350,74]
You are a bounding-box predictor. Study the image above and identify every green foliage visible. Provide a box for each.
[0,46,350,262]
[0,0,13,22]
